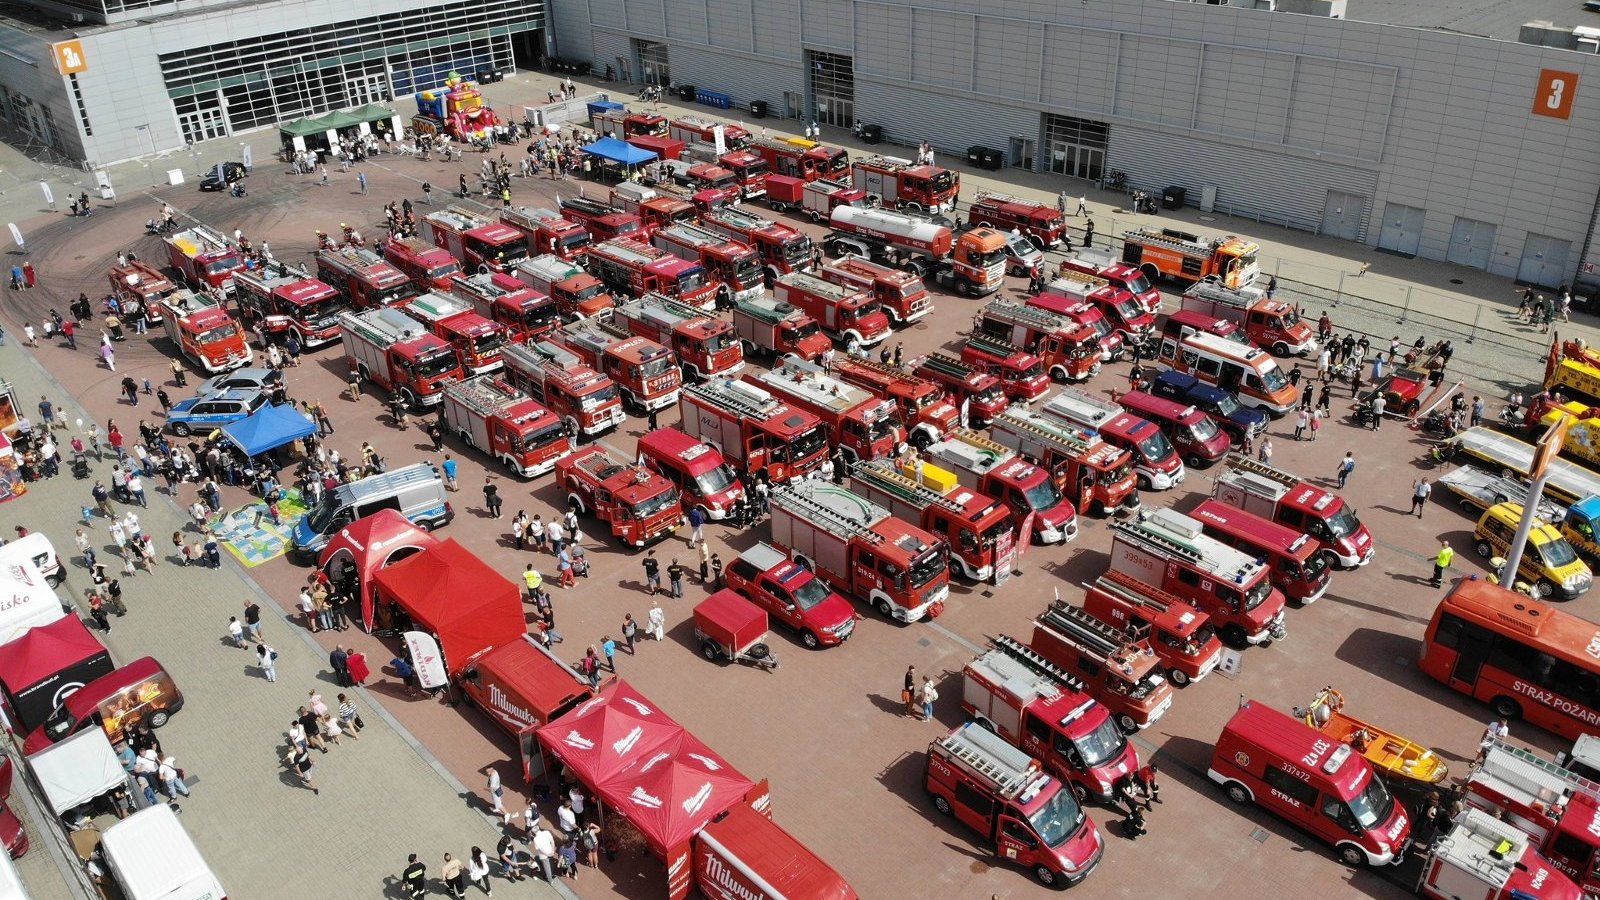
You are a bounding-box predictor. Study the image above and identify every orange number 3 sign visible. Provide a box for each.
[1535,69,1579,120]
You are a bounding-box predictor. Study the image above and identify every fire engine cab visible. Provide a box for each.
[157,293,251,374]
[924,430,1077,545]
[989,406,1139,517]
[750,136,849,183]
[403,292,508,374]
[233,261,344,348]
[449,271,558,343]
[650,223,764,307]
[851,155,959,213]
[585,238,718,310]
[974,301,1101,384]
[500,341,625,439]
[339,306,464,408]
[967,190,1066,249]
[1082,570,1223,687]
[677,379,829,483]
[440,376,572,478]
[1030,598,1173,734]
[557,197,644,244]
[557,446,682,547]
[912,354,1008,428]
[384,235,462,291]
[610,294,743,382]
[699,206,815,284]
[1212,456,1375,569]
[830,357,958,450]
[960,334,1050,402]
[827,206,1005,297]
[498,207,592,262]
[554,318,681,412]
[1121,226,1260,290]
[164,225,243,294]
[850,459,1013,583]
[315,246,416,310]
[818,255,931,328]
[748,354,906,465]
[421,206,529,272]
[924,722,1104,889]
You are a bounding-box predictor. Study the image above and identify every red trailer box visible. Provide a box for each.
[692,590,775,666]
[625,133,686,161]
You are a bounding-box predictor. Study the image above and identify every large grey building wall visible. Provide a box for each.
[552,0,1600,282]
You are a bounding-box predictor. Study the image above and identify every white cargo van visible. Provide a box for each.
[289,463,452,562]
[101,804,226,900]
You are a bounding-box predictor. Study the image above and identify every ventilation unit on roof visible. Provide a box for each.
[1576,26,1600,53]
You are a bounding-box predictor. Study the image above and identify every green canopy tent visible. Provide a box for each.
[349,103,396,124]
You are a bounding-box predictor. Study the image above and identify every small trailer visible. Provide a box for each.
[693,590,779,670]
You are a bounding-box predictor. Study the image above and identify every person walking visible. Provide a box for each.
[486,769,509,823]
[330,645,351,687]
[402,854,426,899]
[442,852,466,899]
[668,558,684,598]
[483,478,502,518]
[1336,452,1356,489]
[903,665,918,716]
[441,454,458,491]
[227,616,246,649]
[918,676,938,722]
[1411,478,1432,518]
[1430,541,1454,588]
[686,506,705,547]
[243,601,262,642]
[648,600,666,641]
[1309,407,1324,441]
[622,613,638,654]
[468,847,493,896]
[357,171,368,194]
[710,552,724,590]
[532,825,558,882]
[1294,408,1309,441]
[1257,437,1273,466]
[557,546,574,588]
[643,551,661,595]
[292,744,318,796]
[257,643,278,682]
[546,517,564,556]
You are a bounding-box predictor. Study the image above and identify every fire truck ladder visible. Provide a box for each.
[950,428,1011,459]
[693,380,778,419]
[1112,517,1206,568]
[936,728,1030,797]
[1053,268,1109,290]
[918,353,976,381]
[850,460,967,517]
[1478,736,1600,807]
[997,409,1093,453]
[1126,226,1225,255]
[530,340,583,369]
[974,189,1040,210]
[1038,602,1130,661]
[183,224,232,251]
[772,483,885,544]
[435,207,483,230]
[964,333,1028,360]
[561,197,620,218]
[641,292,703,322]
[448,377,517,417]
[1092,570,1185,614]
[990,634,1088,694]
[983,301,1069,334]
[1222,454,1300,491]
[709,207,773,232]
[857,155,912,174]
[837,356,917,387]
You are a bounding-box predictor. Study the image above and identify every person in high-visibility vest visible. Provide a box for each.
[1431,541,1454,588]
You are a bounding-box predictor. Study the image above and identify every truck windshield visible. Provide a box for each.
[560,233,591,252]
[416,351,459,380]
[867,413,901,443]
[1347,773,1396,830]
[782,237,812,267]
[633,487,679,518]
[1211,393,1243,417]
[1101,460,1132,485]
[792,576,831,611]
[1242,578,1271,612]
[641,357,675,378]
[1082,316,1112,340]
[702,331,735,353]
[1185,416,1219,443]
[1021,478,1064,514]
[846,301,883,326]
[1114,297,1143,321]
[1135,430,1175,464]
[207,255,242,274]
[429,262,463,281]
[1072,717,1126,768]
[980,518,1010,546]
[1013,360,1044,380]
[1124,272,1154,296]
[197,324,240,345]
[1323,506,1359,539]
[1027,788,1086,849]
[1538,537,1580,568]
[581,385,620,409]
[907,546,946,589]
[790,320,821,341]
[791,424,828,460]
[693,464,736,496]
[732,257,762,287]
[522,421,568,451]
[373,285,412,307]
[304,498,343,534]
[978,247,1007,267]
[472,332,504,353]
[1254,363,1290,393]
[930,171,955,192]
[469,236,529,265]
[1303,551,1329,581]
[675,267,709,294]
[1279,307,1301,327]
[298,297,344,326]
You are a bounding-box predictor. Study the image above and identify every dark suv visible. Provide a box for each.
[1149,369,1267,447]
[199,162,247,192]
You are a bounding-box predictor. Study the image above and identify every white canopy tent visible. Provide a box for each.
[28,727,127,815]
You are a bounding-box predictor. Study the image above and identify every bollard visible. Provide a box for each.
[1335,271,1345,308]
[1468,304,1481,344]
[1399,285,1411,324]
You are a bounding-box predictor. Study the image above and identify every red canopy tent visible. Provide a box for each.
[601,731,755,857]
[537,680,684,785]
[317,509,438,630]
[371,539,524,674]
[0,616,114,732]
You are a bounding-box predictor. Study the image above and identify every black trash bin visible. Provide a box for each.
[676,84,697,101]
[967,145,986,166]
[981,148,1004,170]
[749,100,768,118]
[861,124,883,145]
[1163,186,1187,210]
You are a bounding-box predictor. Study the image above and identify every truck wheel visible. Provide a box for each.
[1117,713,1139,734]
[399,387,418,408]
[148,710,170,728]
[358,365,372,383]
[1475,540,1493,558]
[1534,579,1556,599]
[1221,624,1250,650]
[909,430,933,451]
[1136,474,1152,491]
[1167,667,1190,687]
[700,640,722,662]
[1490,696,1523,720]
[903,201,923,213]
[931,794,953,816]
[1336,844,1369,868]
[1028,235,1046,252]
[1051,364,1070,383]
[740,340,757,359]
[1183,453,1203,469]
[977,220,994,230]
[1272,341,1291,356]
[874,595,894,619]
[1032,865,1060,888]
[171,422,192,437]
[808,209,822,224]
[1140,263,1160,284]
[1404,399,1421,416]
[566,493,586,515]
[826,239,850,258]
[1223,780,1253,805]
[801,630,821,650]
[415,520,433,532]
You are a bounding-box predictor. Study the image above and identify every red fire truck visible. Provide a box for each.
[656,159,741,196]
[818,256,931,328]
[157,293,251,373]
[421,206,529,272]
[608,182,696,233]
[338,307,464,407]
[609,294,743,381]
[1043,390,1186,492]
[593,107,666,138]
[585,239,719,310]
[557,196,645,243]
[827,207,1006,297]
[108,261,176,324]
[730,295,831,362]
[448,271,558,343]
[974,301,1101,383]
[747,354,906,464]
[441,376,572,477]
[850,155,959,213]
[769,479,949,622]
[960,335,1049,402]
[512,255,615,320]
[1212,456,1375,569]
[636,428,744,522]
[925,430,1078,545]
[557,446,682,547]
[683,144,768,198]
[667,115,751,151]
[698,206,814,284]
[164,226,244,294]
[750,136,849,183]
[1181,279,1318,357]
[925,723,1104,889]
[962,636,1139,805]
[912,354,1008,428]
[552,318,681,412]
[772,271,889,349]
[1191,498,1331,605]
[1121,226,1260,290]
[402,292,508,374]
[647,178,739,215]
[989,406,1139,517]
[1110,508,1288,649]
[500,341,625,439]
[1418,806,1582,900]
[830,357,958,450]
[314,246,415,311]
[851,459,1012,583]
[498,207,592,262]
[1037,269,1154,343]
[1459,737,1600,897]
[678,379,829,483]
[1030,598,1174,734]
[384,235,462,291]
[968,191,1067,250]
[234,262,344,348]
[1083,570,1223,687]
[1062,248,1163,315]
[651,223,764,307]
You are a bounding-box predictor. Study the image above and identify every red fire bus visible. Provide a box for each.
[1419,577,1600,740]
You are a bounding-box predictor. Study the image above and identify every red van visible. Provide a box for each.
[1209,699,1410,867]
[1116,391,1230,469]
[1043,389,1185,492]
[23,658,183,754]
[1190,499,1331,605]
[637,427,744,522]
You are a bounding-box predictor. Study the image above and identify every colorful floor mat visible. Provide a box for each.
[212,489,309,567]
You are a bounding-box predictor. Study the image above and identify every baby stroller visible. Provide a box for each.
[71,455,91,479]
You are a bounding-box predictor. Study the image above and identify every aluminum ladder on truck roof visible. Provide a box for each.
[561,197,620,218]
[446,376,519,417]
[1091,569,1189,616]
[692,379,781,419]
[995,407,1095,454]
[917,353,977,380]
[1120,508,1262,582]
[856,155,914,173]
[1052,268,1109,291]
[973,189,1045,210]
[1476,736,1600,810]
[432,207,482,230]
[850,459,968,517]
[593,239,659,266]
[530,340,584,369]
[964,333,1028,359]
[936,725,1036,797]
[1038,600,1128,660]
[771,481,886,544]
[640,292,704,323]
[709,206,777,232]
[1125,226,1222,254]
[983,301,1069,333]
[1222,454,1300,492]
[990,634,1090,695]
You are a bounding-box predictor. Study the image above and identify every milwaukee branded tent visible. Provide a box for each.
[537,680,683,785]
[600,730,755,857]
[317,509,438,630]
[371,539,524,674]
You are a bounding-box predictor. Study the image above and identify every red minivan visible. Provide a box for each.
[1190,499,1331,605]
[23,658,184,755]
[1210,699,1410,867]
[1117,391,1230,469]
[637,427,744,522]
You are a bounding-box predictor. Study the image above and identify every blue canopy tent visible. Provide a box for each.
[580,136,657,183]
[220,404,317,457]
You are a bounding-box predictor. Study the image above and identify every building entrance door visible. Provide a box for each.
[1376,203,1425,257]
[1518,234,1571,288]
